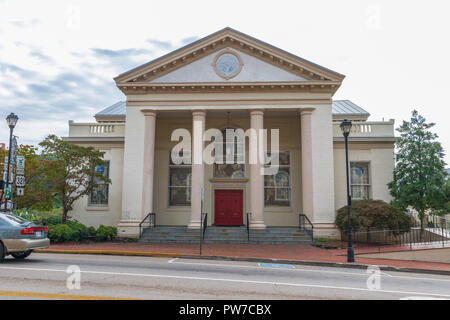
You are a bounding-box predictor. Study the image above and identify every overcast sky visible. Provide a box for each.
[0,0,449,165]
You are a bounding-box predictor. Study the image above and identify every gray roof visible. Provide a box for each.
[95,101,126,117]
[332,100,370,116]
[95,100,369,117]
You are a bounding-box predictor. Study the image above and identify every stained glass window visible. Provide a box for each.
[350,162,370,200]
[89,161,110,206]
[213,128,245,179]
[169,152,192,206]
[264,151,290,206]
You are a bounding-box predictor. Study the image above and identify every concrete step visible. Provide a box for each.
[140,226,313,244]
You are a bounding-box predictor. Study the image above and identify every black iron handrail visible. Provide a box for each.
[139,212,155,239]
[299,213,314,241]
[246,212,252,242]
[202,212,208,240]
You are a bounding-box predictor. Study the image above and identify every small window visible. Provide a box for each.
[169,152,192,206]
[350,162,370,200]
[89,161,110,206]
[264,151,290,206]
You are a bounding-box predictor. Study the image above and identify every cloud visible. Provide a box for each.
[181,36,199,45]
[91,47,152,58]
[10,18,40,28]
[147,39,173,50]
[29,50,54,63]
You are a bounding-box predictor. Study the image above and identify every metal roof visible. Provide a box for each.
[332,100,370,116]
[95,100,369,117]
[95,101,126,117]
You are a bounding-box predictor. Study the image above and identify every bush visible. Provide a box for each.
[48,224,73,243]
[96,225,117,241]
[335,200,413,235]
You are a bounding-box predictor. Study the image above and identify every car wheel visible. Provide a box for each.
[0,242,5,262]
[11,250,32,259]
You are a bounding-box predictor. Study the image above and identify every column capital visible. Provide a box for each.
[250,109,264,116]
[141,110,157,117]
[299,108,315,116]
[192,110,207,117]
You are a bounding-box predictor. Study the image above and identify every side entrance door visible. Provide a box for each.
[214,190,243,226]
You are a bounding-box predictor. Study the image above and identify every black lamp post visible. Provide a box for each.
[3,113,18,211]
[340,119,354,263]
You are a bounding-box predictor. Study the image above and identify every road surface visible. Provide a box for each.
[0,253,449,300]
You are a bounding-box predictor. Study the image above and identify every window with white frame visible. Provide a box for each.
[89,161,110,206]
[169,152,192,206]
[350,162,370,200]
[264,151,290,206]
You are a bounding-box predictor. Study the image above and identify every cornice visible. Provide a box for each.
[117,81,341,95]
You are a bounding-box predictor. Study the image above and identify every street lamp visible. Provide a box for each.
[340,119,354,263]
[3,113,18,211]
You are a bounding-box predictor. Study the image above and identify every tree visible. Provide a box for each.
[39,135,110,223]
[14,144,55,211]
[388,110,448,235]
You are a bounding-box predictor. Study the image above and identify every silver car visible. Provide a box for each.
[0,212,50,262]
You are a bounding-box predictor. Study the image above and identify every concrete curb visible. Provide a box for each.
[35,249,450,276]
[35,249,181,258]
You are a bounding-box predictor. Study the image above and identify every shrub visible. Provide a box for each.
[48,224,73,243]
[87,226,96,237]
[335,200,413,235]
[96,225,117,241]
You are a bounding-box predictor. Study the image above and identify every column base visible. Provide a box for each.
[187,221,201,229]
[249,220,266,229]
[117,220,141,238]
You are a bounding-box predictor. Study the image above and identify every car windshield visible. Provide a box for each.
[1,214,29,226]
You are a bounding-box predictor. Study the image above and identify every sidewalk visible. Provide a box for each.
[36,241,450,275]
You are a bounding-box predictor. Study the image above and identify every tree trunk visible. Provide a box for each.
[420,216,425,242]
[62,207,68,224]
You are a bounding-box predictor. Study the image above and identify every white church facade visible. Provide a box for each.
[65,28,396,239]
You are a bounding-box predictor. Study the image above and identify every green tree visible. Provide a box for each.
[14,144,55,211]
[39,135,110,223]
[388,110,448,234]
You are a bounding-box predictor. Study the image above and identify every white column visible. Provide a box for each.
[249,109,266,229]
[188,110,206,229]
[141,111,156,218]
[300,109,314,221]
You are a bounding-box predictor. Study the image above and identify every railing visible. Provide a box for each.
[341,225,450,254]
[246,212,252,242]
[201,212,208,240]
[68,121,126,137]
[139,212,156,239]
[332,121,395,138]
[299,214,314,241]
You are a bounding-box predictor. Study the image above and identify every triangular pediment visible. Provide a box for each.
[114,27,345,94]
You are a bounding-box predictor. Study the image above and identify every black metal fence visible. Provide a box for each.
[340,214,450,253]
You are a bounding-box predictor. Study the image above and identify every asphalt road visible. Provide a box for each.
[0,252,449,300]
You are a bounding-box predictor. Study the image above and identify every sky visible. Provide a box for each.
[0,0,449,165]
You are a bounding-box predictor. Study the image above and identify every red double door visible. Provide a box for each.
[214,190,243,226]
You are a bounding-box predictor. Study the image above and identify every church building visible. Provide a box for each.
[65,27,396,240]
